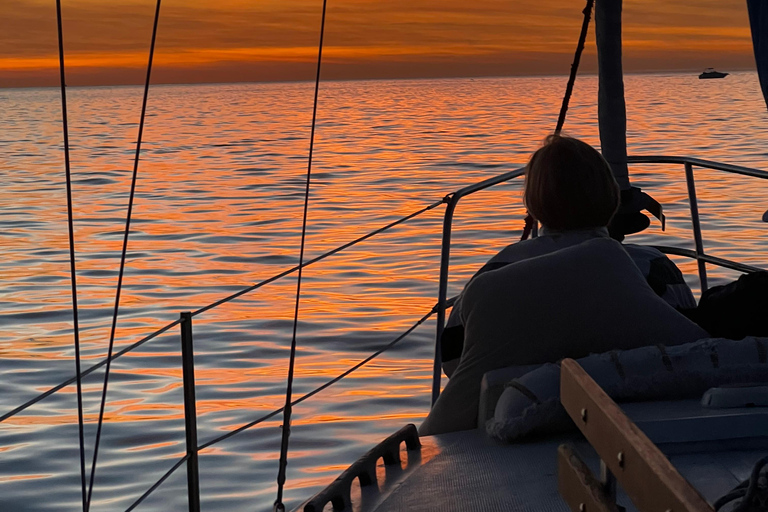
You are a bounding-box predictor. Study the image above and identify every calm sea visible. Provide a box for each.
[1,73,768,511]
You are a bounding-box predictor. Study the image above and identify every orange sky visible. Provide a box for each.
[0,0,758,87]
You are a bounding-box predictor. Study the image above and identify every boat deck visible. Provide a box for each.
[304,400,768,512]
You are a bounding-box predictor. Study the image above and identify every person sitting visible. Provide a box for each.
[420,136,707,436]
[441,138,696,377]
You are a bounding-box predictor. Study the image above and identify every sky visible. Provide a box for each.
[0,0,758,87]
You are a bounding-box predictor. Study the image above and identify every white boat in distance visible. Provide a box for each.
[296,0,768,511]
[3,0,768,511]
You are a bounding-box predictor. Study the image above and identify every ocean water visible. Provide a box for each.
[1,73,767,511]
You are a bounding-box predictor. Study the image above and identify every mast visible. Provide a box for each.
[595,0,629,190]
[595,0,664,238]
[747,0,768,110]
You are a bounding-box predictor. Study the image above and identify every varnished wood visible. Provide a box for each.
[560,358,713,512]
[558,443,622,512]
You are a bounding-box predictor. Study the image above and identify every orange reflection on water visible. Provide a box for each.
[2,75,768,510]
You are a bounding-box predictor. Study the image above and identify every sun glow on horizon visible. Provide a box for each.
[0,0,757,87]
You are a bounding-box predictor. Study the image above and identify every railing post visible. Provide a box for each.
[433,195,459,406]
[180,312,201,512]
[683,162,708,292]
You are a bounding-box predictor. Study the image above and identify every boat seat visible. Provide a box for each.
[477,364,539,427]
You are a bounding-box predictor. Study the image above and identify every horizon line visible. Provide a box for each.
[0,67,757,91]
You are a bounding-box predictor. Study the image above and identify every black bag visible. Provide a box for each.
[693,271,768,340]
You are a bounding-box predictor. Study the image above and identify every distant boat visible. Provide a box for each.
[699,68,729,79]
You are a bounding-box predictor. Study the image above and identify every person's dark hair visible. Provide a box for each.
[524,135,620,231]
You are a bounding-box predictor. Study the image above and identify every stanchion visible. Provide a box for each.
[180,312,201,512]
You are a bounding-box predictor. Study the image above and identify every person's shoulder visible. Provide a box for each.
[487,236,553,265]
[622,243,665,259]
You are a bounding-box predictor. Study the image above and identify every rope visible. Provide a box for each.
[54,1,87,508]
[0,202,441,425]
[121,308,434,512]
[124,455,189,512]
[0,318,180,423]
[520,0,594,241]
[85,1,163,508]
[555,0,594,135]
[198,307,435,451]
[714,455,768,511]
[274,0,328,509]
[192,200,443,317]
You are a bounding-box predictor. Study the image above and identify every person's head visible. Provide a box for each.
[524,135,620,231]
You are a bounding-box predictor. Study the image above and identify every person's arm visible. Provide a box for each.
[440,260,516,377]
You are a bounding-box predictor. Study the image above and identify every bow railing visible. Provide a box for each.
[1,156,767,511]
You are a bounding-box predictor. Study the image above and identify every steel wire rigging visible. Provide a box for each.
[0,199,443,425]
[18,2,598,508]
[274,0,329,509]
[85,1,163,509]
[554,0,594,135]
[123,307,436,512]
[54,1,88,508]
[521,0,594,241]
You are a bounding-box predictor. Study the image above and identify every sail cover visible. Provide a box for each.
[748,0,768,109]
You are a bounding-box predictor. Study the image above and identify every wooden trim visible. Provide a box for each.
[558,444,622,512]
[560,358,713,512]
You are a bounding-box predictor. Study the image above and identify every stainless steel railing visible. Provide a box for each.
[1,156,766,511]
[429,155,768,404]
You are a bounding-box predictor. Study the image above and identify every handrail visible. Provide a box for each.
[653,245,763,275]
[0,200,444,423]
[432,166,526,404]
[122,306,437,509]
[191,199,444,317]
[3,155,767,510]
[0,318,182,423]
[627,155,768,179]
[429,155,768,404]
[559,358,713,511]
[125,455,189,512]
[197,306,436,451]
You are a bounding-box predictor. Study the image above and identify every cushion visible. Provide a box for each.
[487,337,768,442]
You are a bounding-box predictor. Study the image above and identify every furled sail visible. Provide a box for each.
[748,0,768,109]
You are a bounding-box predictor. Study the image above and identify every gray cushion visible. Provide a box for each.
[487,337,768,442]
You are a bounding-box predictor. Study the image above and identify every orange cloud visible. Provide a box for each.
[0,0,757,87]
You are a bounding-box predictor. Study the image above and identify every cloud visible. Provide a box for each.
[0,0,756,87]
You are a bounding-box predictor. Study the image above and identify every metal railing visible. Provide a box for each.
[428,155,768,404]
[1,156,766,511]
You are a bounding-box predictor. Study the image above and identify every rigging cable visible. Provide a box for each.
[274,0,329,509]
[85,0,163,509]
[55,1,88,509]
[123,307,435,512]
[0,200,442,425]
[555,0,594,135]
[521,0,594,241]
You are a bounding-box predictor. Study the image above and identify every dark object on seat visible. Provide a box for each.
[694,271,768,340]
[714,455,768,511]
[440,324,464,364]
[608,186,664,239]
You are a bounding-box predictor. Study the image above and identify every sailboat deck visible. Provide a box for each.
[325,400,768,512]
